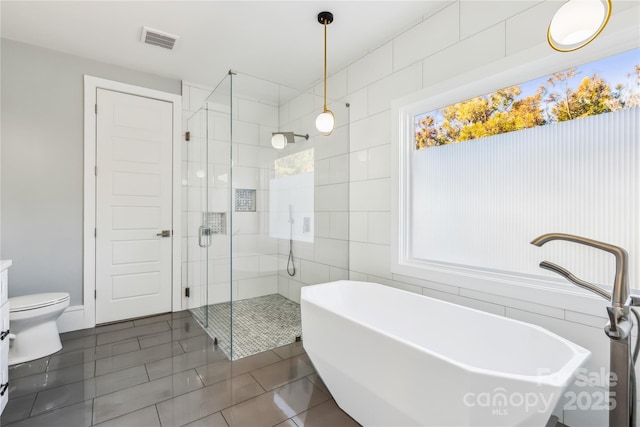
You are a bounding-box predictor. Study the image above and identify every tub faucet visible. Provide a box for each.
[531,233,629,336]
[531,233,638,427]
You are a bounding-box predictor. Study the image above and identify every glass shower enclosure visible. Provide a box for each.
[184,71,350,360]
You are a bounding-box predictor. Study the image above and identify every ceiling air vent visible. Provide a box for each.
[141,26,179,50]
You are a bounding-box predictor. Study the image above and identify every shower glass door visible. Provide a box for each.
[185,71,350,360]
[185,74,233,351]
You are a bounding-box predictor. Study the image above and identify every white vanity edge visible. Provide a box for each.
[0,261,12,272]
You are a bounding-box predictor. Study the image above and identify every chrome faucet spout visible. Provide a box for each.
[532,233,634,427]
[531,233,628,308]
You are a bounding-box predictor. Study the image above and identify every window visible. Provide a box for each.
[415,49,639,150]
[394,48,640,293]
[269,148,314,242]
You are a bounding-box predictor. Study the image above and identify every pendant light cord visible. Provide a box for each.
[323,18,328,113]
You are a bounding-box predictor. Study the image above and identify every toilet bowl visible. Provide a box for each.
[8,292,70,365]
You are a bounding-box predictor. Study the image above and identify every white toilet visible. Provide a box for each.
[8,292,70,365]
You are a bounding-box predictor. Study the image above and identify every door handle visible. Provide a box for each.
[156,230,171,237]
[0,329,9,341]
[198,226,212,248]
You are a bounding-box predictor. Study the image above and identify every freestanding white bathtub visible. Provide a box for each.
[301,281,590,427]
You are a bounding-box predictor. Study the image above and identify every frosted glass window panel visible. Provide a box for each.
[269,172,314,243]
[410,108,639,288]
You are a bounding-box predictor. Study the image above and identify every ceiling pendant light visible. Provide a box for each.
[548,0,612,52]
[316,11,335,136]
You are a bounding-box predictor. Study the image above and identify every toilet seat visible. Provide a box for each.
[10,293,70,312]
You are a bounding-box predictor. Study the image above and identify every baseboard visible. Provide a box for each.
[56,305,93,333]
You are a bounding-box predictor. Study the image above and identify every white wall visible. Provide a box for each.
[334,2,639,426]
[1,39,181,305]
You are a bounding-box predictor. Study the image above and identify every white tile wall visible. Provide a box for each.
[391,273,459,295]
[329,212,349,240]
[314,125,350,160]
[300,260,331,285]
[392,2,460,71]
[371,275,422,295]
[237,98,278,126]
[315,183,349,212]
[459,0,540,39]
[350,149,368,182]
[347,87,368,123]
[460,288,564,320]
[368,62,423,117]
[349,242,390,280]
[347,42,393,93]
[188,86,212,112]
[288,279,303,304]
[337,3,639,424]
[237,275,278,300]
[423,23,506,85]
[316,68,349,102]
[314,237,349,270]
[231,119,260,145]
[314,212,331,239]
[329,266,349,282]
[329,154,349,184]
[422,287,505,315]
[367,145,390,179]
[367,212,390,245]
[314,158,331,186]
[349,212,368,243]
[287,91,315,120]
[504,1,559,55]
[350,111,390,152]
[350,178,390,212]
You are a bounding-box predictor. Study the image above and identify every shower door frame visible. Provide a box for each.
[184,73,235,357]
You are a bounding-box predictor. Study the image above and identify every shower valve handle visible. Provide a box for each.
[198,226,212,248]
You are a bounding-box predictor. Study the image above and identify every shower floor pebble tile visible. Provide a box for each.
[0,311,360,427]
[191,294,302,360]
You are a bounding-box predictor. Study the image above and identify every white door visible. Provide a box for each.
[95,89,173,324]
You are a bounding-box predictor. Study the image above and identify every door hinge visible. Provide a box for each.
[94,290,97,299]
[185,287,190,298]
[94,228,97,238]
[94,166,97,176]
[95,104,98,114]
[185,131,190,141]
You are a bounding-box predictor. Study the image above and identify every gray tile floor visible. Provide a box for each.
[0,311,360,427]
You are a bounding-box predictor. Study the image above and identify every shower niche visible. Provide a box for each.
[183,72,349,360]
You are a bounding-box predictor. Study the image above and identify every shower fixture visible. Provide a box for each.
[548,0,611,52]
[315,11,335,136]
[271,132,309,150]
